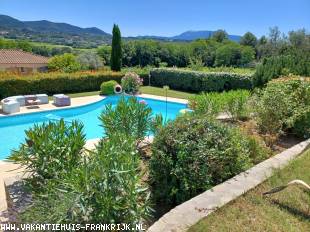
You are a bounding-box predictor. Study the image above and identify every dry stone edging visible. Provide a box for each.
[147,138,310,232]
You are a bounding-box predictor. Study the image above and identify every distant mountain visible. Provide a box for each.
[0,15,242,48]
[129,30,241,42]
[0,15,112,48]
[171,30,241,42]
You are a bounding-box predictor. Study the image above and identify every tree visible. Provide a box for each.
[288,29,309,49]
[215,42,255,67]
[97,45,111,65]
[48,53,81,73]
[77,52,104,70]
[240,32,257,48]
[269,26,281,45]
[212,29,228,43]
[110,24,122,71]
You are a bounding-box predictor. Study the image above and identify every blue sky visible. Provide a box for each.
[1,0,309,37]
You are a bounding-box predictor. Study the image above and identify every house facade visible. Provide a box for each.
[0,49,49,74]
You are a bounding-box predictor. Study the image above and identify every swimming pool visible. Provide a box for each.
[0,95,187,160]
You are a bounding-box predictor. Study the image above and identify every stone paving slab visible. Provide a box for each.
[147,138,310,232]
[138,94,188,104]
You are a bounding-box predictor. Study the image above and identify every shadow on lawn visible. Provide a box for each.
[271,199,310,221]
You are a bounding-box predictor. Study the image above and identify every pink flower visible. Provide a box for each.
[139,100,147,105]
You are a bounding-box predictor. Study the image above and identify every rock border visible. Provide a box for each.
[147,138,310,232]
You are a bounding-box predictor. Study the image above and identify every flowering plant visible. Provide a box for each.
[121,72,143,94]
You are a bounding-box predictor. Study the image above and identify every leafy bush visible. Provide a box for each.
[65,133,151,224]
[48,53,81,73]
[19,133,151,225]
[16,98,157,224]
[100,97,153,141]
[100,80,118,95]
[9,120,85,189]
[189,90,250,120]
[150,68,253,92]
[189,92,225,118]
[293,109,310,138]
[252,77,310,140]
[254,55,310,86]
[225,90,250,120]
[121,72,143,94]
[149,115,255,207]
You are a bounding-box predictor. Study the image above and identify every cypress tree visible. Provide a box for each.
[110,24,122,71]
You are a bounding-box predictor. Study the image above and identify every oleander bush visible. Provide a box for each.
[100,96,163,141]
[189,90,250,120]
[66,133,151,224]
[9,120,86,190]
[100,80,118,95]
[19,133,151,225]
[252,77,310,141]
[149,114,261,207]
[121,72,143,94]
[150,68,254,92]
[0,71,148,99]
[15,101,153,225]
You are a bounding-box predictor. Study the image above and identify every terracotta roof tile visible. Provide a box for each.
[0,49,49,64]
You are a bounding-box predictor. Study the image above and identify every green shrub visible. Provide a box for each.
[9,120,86,189]
[121,72,143,94]
[100,96,157,141]
[293,109,310,138]
[66,133,151,224]
[150,68,253,92]
[100,80,118,95]
[253,78,310,140]
[48,53,81,73]
[149,115,254,207]
[189,92,225,118]
[225,90,250,120]
[19,133,151,225]
[253,55,310,86]
[189,90,250,120]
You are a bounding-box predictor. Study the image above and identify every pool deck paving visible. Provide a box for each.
[0,94,188,117]
[0,95,105,116]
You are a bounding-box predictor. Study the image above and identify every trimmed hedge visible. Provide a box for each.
[150,68,254,92]
[0,71,148,99]
[100,80,118,95]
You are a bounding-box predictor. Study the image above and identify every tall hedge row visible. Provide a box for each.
[0,71,148,99]
[150,68,254,92]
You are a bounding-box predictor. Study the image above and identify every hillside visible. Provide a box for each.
[0,15,112,48]
[0,15,242,48]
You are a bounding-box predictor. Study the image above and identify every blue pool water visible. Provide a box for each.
[0,95,186,160]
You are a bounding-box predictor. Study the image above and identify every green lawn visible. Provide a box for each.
[189,150,310,232]
[140,86,195,99]
[55,86,195,100]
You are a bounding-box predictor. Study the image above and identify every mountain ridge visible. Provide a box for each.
[0,14,242,47]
